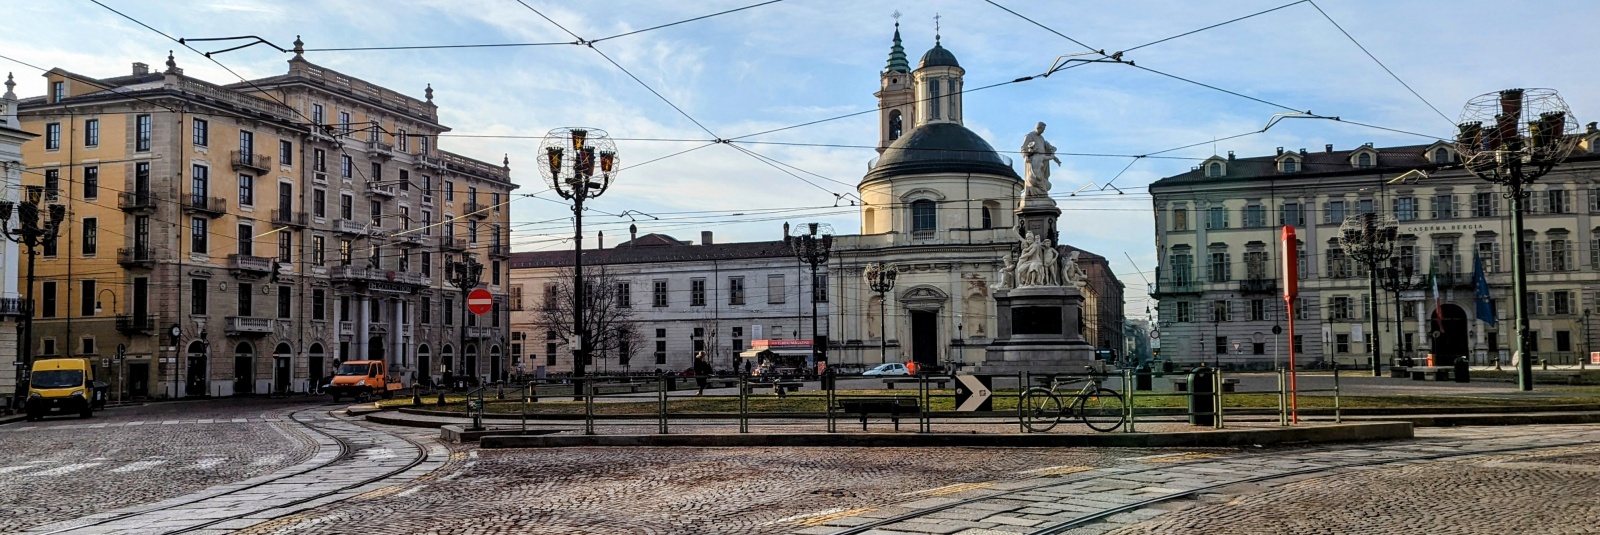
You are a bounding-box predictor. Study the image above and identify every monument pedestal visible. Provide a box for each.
[973,286,1097,375]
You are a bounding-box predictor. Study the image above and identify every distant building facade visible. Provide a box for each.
[1149,136,1600,369]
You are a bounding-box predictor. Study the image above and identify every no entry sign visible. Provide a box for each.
[467,288,494,315]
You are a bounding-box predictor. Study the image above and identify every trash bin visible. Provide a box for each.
[1162,360,1175,374]
[1454,357,1470,383]
[1188,365,1216,426]
[1134,365,1152,391]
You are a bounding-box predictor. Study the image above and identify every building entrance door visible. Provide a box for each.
[910,310,938,366]
[1430,304,1470,360]
[128,362,149,398]
[274,357,291,394]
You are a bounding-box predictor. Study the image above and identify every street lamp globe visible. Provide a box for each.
[537,127,619,200]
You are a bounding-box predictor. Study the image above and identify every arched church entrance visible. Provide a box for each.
[1429,304,1470,360]
[910,310,939,367]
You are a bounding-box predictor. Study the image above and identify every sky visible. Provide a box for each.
[5,0,1600,321]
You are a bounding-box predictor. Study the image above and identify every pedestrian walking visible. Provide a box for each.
[693,352,713,396]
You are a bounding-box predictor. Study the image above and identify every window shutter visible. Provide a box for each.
[1322,203,1330,224]
[1430,198,1437,219]
[1224,252,1232,281]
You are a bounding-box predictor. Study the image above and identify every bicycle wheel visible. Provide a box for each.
[1019,387,1063,432]
[1076,387,1126,432]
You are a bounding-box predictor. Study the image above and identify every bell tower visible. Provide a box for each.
[875,16,914,154]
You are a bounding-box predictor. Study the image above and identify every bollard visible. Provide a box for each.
[738,374,749,434]
[1333,365,1342,424]
[1213,368,1225,430]
[584,380,595,436]
[658,373,668,435]
[1277,368,1288,427]
[1454,357,1470,383]
[528,382,538,402]
[412,384,422,406]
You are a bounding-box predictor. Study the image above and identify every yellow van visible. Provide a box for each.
[26,358,104,420]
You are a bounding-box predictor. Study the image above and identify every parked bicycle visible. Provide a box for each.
[1019,367,1127,432]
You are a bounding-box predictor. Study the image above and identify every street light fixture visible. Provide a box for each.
[863,262,898,366]
[537,127,619,398]
[1381,257,1421,369]
[1456,88,1582,391]
[0,186,66,413]
[786,223,833,372]
[447,253,484,379]
[1338,212,1397,376]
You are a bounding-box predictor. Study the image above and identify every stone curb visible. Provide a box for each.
[1346,411,1600,427]
[478,421,1413,449]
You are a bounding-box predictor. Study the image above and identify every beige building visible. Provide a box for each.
[16,46,515,398]
[1149,135,1600,369]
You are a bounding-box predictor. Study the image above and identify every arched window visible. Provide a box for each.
[1207,162,1223,178]
[911,200,936,233]
[863,207,877,234]
[1281,158,1297,173]
[442,344,454,372]
[1357,152,1373,168]
[1433,147,1450,164]
[928,80,941,120]
[981,201,1000,229]
[888,110,903,141]
[981,206,993,229]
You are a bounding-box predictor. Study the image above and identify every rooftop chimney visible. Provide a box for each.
[1275,147,1284,156]
[1299,148,1307,156]
[132,62,149,75]
[597,230,604,250]
[701,231,713,246]
[1325,144,1333,153]
[629,223,638,246]
[1226,150,1234,161]
[1587,122,1597,134]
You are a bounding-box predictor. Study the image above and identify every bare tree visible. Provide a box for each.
[533,267,637,376]
[691,313,724,370]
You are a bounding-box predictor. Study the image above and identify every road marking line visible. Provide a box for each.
[192,457,226,470]
[1022,465,1096,476]
[111,460,168,473]
[27,462,102,476]
[0,464,42,474]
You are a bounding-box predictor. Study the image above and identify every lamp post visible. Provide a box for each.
[787,223,833,372]
[0,186,65,413]
[863,262,898,366]
[537,128,619,399]
[447,253,483,385]
[94,288,125,404]
[1338,212,1397,376]
[1381,258,1417,369]
[1456,88,1581,391]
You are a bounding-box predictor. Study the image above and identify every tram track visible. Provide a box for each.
[824,428,1599,535]
[30,403,435,535]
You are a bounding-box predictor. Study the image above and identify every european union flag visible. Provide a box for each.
[1472,255,1496,327]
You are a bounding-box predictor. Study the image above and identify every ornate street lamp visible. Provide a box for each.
[862,262,898,365]
[1456,88,1581,391]
[537,128,619,398]
[1338,212,1397,376]
[447,253,484,380]
[786,223,833,371]
[0,186,65,412]
[1380,257,1420,370]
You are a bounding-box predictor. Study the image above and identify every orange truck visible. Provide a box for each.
[326,360,403,402]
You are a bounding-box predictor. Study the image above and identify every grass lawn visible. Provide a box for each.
[376,387,1600,415]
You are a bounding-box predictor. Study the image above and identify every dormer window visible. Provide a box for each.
[1207,161,1224,178]
[1432,147,1451,164]
[1356,152,1373,168]
[52,81,65,103]
[1280,158,1298,173]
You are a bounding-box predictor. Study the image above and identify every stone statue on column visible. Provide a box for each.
[1020,122,1060,209]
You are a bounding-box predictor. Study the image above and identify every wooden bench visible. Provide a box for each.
[742,381,804,396]
[882,377,948,389]
[834,397,920,430]
[1171,378,1240,392]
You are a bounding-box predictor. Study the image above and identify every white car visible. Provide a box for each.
[862,363,910,376]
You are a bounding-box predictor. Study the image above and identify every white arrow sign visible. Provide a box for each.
[955,375,991,412]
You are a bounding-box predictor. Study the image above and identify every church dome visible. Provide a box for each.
[918,42,959,69]
[866,122,1019,182]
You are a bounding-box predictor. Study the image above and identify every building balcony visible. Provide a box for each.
[444,237,468,251]
[115,315,156,334]
[331,265,369,281]
[118,247,156,268]
[225,316,275,335]
[365,181,397,197]
[335,219,368,236]
[465,201,489,219]
[183,195,227,218]
[394,232,426,247]
[465,326,496,339]
[488,242,510,258]
[401,324,414,337]
[413,155,444,171]
[1238,278,1278,295]
[272,209,309,228]
[118,191,160,213]
[231,150,271,175]
[0,297,27,317]
[339,320,354,336]
[228,254,275,273]
[366,141,395,159]
[1151,279,1203,297]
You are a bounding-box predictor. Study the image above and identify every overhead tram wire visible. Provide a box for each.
[1306,0,1455,128]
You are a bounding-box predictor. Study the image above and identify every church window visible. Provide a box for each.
[981,206,992,229]
[888,110,903,141]
[929,80,941,120]
[911,200,936,234]
[947,78,958,120]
